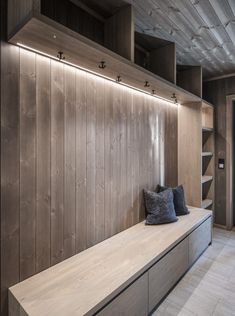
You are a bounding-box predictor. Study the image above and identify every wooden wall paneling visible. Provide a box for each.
[19,48,36,281]
[104,4,134,62]
[35,54,51,273]
[148,98,153,190]
[164,105,178,187]
[138,95,148,221]
[122,88,132,229]
[7,0,34,37]
[86,73,97,247]
[104,81,113,239]
[95,77,105,243]
[51,60,65,265]
[64,65,76,260]
[112,84,122,234]
[1,43,20,316]
[178,102,202,207]
[75,70,87,252]
[149,43,176,84]
[125,89,133,228]
[152,102,160,188]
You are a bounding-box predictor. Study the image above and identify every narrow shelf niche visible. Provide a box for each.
[177,65,202,98]
[135,32,176,83]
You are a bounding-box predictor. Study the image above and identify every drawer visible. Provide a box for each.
[148,237,189,313]
[97,273,148,316]
[189,217,212,266]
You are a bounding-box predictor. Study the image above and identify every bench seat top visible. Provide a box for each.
[9,208,212,316]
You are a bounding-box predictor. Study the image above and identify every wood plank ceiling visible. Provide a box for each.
[83,0,235,79]
[127,0,235,79]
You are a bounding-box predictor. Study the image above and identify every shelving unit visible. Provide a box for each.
[178,101,215,215]
[7,0,202,105]
[201,101,214,211]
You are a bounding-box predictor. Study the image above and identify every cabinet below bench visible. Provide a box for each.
[9,208,212,316]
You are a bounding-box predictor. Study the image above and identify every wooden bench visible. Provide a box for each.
[9,208,212,316]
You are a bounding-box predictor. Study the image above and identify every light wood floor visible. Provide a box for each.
[152,228,235,316]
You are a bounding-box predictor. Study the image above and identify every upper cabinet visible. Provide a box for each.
[8,0,203,104]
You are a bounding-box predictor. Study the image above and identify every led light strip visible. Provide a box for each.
[17,42,179,106]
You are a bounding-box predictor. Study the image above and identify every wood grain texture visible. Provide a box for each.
[188,216,212,266]
[1,45,178,313]
[97,273,148,316]
[148,237,189,313]
[35,54,51,272]
[104,4,134,62]
[51,60,65,265]
[177,66,202,98]
[1,43,20,316]
[64,65,76,259]
[149,43,176,84]
[203,77,235,226]
[19,48,36,281]
[75,70,87,252]
[178,102,202,207]
[9,209,212,316]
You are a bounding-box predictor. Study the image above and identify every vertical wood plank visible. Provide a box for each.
[112,85,122,234]
[51,60,64,265]
[119,86,127,231]
[104,82,113,239]
[19,48,36,281]
[133,93,141,223]
[64,65,76,259]
[1,43,20,316]
[75,70,87,253]
[126,89,133,228]
[86,73,96,247]
[36,54,51,273]
[95,78,105,243]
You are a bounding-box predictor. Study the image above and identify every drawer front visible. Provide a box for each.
[97,273,148,316]
[148,237,189,312]
[189,217,212,266]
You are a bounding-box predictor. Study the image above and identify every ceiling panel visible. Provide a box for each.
[126,0,235,79]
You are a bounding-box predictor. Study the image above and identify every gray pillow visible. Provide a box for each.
[157,184,189,216]
[143,189,178,225]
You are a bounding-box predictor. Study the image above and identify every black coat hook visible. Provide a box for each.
[152,89,156,95]
[144,81,150,87]
[57,51,65,60]
[171,93,178,104]
[116,75,122,83]
[99,61,106,69]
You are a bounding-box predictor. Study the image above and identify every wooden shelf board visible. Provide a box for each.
[201,175,213,184]
[202,152,213,157]
[202,127,214,132]
[201,199,213,209]
[202,100,214,109]
[9,14,201,104]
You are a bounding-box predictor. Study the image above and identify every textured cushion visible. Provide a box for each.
[157,185,189,216]
[143,189,178,225]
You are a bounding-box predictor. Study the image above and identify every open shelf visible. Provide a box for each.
[201,175,213,184]
[177,65,202,98]
[135,32,176,84]
[202,127,214,132]
[202,152,213,157]
[8,2,202,104]
[201,199,213,209]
